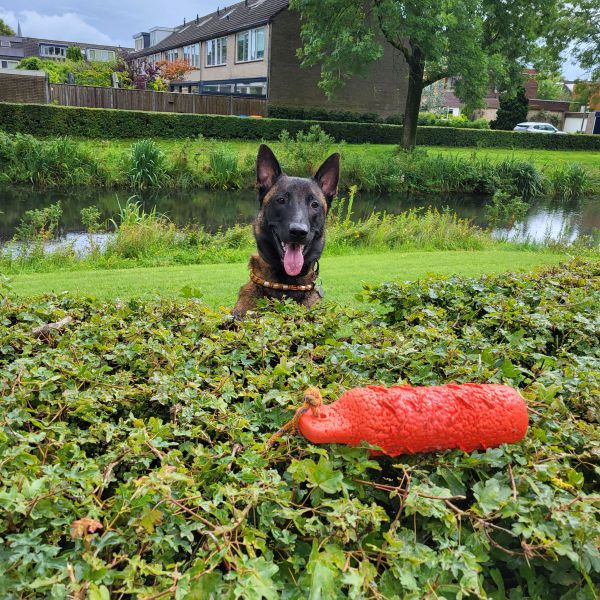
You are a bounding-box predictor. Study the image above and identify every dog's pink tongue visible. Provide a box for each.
[283,243,304,276]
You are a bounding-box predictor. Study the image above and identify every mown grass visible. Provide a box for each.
[9,249,569,305]
[1,129,598,197]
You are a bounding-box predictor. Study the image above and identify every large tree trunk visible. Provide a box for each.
[401,47,425,150]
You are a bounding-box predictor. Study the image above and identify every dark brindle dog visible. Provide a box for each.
[233,144,340,318]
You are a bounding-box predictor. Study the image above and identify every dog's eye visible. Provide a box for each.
[311,201,320,209]
[276,197,286,204]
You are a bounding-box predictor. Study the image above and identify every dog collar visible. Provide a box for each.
[250,270,316,292]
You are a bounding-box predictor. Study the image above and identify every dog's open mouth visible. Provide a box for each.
[280,241,305,276]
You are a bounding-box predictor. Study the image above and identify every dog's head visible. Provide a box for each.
[254,144,340,277]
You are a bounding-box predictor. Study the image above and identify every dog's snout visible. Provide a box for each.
[289,222,309,239]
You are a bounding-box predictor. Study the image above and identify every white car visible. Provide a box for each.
[513,122,567,134]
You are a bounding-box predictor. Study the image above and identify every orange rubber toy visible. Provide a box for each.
[297,384,528,456]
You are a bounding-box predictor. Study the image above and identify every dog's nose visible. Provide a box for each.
[289,222,309,239]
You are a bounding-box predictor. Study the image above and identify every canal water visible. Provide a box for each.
[1,185,599,246]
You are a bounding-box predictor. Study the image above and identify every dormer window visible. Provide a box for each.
[236,27,264,62]
[39,44,67,59]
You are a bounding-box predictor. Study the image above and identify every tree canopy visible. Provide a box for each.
[0,18,15,36]
[289,0,563,147]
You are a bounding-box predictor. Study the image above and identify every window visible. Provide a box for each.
[165,48,178,62]
[1,60,19,69]
[87,49,116,62]
[236,27,264,62]
[134,38,144,51]
[202,82,234,94]
[39,44,67,59]
[235,80,267,96]
[183,43,200,67]
[0,41,11,47]
[206,37,227,66]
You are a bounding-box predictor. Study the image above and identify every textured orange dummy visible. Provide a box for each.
[297,384,528,456]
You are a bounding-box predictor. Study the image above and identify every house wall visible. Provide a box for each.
[268,9,408,117]
[563,112,589,133]
[0,69,48,103]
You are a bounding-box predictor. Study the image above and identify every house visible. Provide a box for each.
[127,0,409,117]
[0,32,130,69]
[424,70,572,129]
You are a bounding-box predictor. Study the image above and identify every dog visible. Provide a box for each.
[233,144,340,318]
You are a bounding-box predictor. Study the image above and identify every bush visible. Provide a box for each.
[491,87,529,131]
[0,259,598,597]
[127,139,168,188]
[2,103,600,149]
[0,131,104,186]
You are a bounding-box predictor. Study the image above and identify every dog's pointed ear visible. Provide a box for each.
[256,144,282,201]
[314,153,340,207]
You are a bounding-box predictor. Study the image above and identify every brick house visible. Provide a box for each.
[0,33,129,69]
[427,70,572,128]
[127,0,409,117]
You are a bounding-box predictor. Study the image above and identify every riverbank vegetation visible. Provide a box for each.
[1,128,598,198]
[1,259,598,597]
[5,191,597,278]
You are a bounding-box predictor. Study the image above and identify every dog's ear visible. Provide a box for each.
[314,153,340,207]
[256,144,282,200]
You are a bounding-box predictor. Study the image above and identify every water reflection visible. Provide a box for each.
[0,184,598,245]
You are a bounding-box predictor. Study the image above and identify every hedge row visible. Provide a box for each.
[2,102,600,150]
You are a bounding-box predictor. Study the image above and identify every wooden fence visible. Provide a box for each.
[45,83,267,116]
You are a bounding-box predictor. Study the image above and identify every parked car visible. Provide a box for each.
[513,122,567,134]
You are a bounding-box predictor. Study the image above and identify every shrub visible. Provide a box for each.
[277,125,336,176]
[2,103,600,149]
[1,260,598,597]
[206,145,243,190]
[126,139,168,188]
[484,190,529,226]
[548,163,591,200]
[491,87,529,131]
[0,132,103,186]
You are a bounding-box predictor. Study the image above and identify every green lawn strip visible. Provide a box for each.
[74,138,600,183]
[10,249,568,306]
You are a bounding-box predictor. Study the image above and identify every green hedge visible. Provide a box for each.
[2,102,600,149]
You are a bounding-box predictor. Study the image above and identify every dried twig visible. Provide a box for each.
[32,316,73,339]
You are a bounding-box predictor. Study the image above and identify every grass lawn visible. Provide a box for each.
[10,249,568,306]
[76,137,600,180]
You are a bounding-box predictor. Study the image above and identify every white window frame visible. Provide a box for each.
[0,41,11,48]
[236,27,265,63]
[134,38,144,51]
[165,48,178,63]
[87,48,116,62]
[183,43,200,68]
[40,44,67,59]
[206,37,227,67]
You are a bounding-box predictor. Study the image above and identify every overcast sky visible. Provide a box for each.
[0,1,588,79]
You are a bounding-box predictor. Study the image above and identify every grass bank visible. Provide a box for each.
[2,203,502,275]
[1,128,598,198]
[9,249,569,305]
[1,259,598,597]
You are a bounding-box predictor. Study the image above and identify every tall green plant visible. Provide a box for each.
[127,140,168,189]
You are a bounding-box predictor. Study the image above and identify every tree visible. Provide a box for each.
[156,59,193,82]
[66,46,84,62]
[570,80,600,110]
[551,1,600,80]
[490,87,528,130]
[289,0,564,148]
[536,74,570,101]
[0,18,15,36]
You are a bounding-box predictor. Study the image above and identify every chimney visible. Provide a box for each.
[17,21,22,37]
[183,17,186,25]
[196,14,199,23]
[217,7,220,16]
